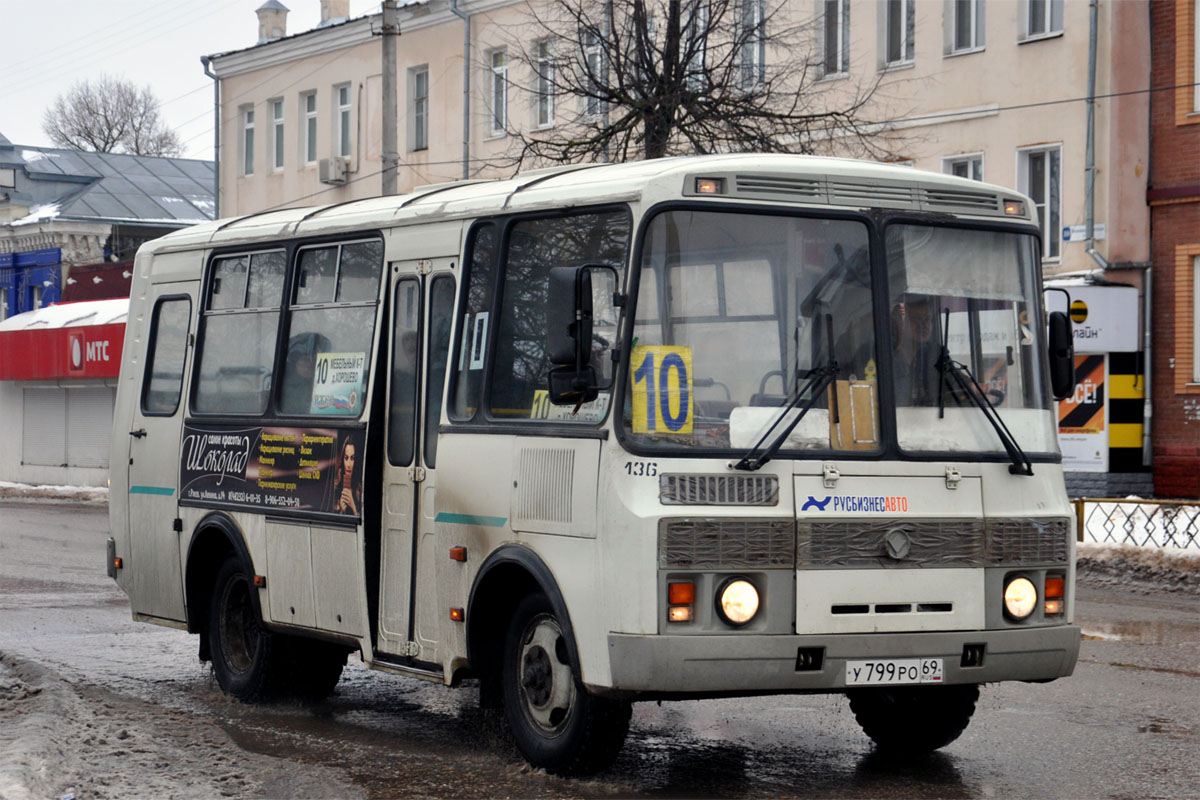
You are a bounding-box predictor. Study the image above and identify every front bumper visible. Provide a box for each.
[606,625,1080,694]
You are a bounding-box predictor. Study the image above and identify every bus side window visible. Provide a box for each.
[141,297,191,415]
[450,223,498,420]
[489,210,630,422]
[424,275,455,467]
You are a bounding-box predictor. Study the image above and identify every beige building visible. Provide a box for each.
[207,0,1150,278]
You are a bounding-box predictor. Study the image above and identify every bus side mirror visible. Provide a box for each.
[546,265,616,405]
[1048,310,1075,401]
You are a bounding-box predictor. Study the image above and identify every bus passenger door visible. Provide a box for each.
[378,265,456,660]
[126,280,197,622]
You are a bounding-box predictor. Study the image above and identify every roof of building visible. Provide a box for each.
[0,297,128,332]
[0,137,215,228]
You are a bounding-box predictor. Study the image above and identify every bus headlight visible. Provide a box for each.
[716,577,759,627]
[1003,576,1038,620]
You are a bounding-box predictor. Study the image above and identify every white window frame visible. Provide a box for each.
[1020,0,1063,42]
[948,0,985,54]
[335,83,352,158]
[737,0,766,88]
[883,0,915,67]
[270,99,285,171]
[1017,144,1062,261]
[942,153,983,181]
[822,0,849,77]
[535,39,555,128]
[409,66,429,151]
[241,106,255,176]
[488,49,508,135]
[302,91,318,166]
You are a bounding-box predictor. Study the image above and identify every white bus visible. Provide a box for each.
[109,154,1081,775]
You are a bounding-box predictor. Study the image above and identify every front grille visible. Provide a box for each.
[659,518,796,569]
[659,473,779,506]
[796,517,1071,568]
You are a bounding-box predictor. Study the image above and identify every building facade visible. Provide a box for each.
[209,0,1156,494]
[1149,0,1200,499]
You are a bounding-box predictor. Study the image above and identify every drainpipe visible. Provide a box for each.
[1142,264,1152,466]
[449,0,470,179]
[382,1,399,195]
[1085,0,1108,271]
[201,55,220,218]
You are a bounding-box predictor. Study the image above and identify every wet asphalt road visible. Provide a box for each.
[1,500,1197,799]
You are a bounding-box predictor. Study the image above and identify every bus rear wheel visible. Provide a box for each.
[209,555,280,702]
[501,593,631,775]
[847,683,979,754]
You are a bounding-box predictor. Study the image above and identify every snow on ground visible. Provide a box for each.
[0,654,359,800]
[1076,541,1200,596]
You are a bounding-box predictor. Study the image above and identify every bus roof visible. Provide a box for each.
[143,154,1035,255]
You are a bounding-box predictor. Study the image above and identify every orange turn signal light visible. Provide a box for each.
[668,582,695,605]
[449,546,467,562]
[253,575,266,588]
[449,607,464,622]
[1044,575,1064,599]
[112,557,123,570]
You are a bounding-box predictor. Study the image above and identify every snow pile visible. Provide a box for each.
[0,654,359,800]
[8,203,60,226]
[1077,541,1200,596]
[0,298,129,332]
[0,482,107,504]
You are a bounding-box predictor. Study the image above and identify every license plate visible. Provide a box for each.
[845,658,943,686]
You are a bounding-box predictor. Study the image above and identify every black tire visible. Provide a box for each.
[281,637,348,701]
[501,593,631,775]
[848,683,980,754]
[209,555,281,701]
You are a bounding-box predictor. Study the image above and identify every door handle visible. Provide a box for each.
[130,428,147,438]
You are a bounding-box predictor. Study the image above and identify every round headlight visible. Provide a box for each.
[716,578,760,626]
[1004,576,1038,620]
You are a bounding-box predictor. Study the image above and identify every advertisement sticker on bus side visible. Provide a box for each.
[179,423,366,519]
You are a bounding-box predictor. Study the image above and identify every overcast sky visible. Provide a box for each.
[1,1,380,161]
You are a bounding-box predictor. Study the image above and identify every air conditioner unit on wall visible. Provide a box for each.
[319,156,349,185]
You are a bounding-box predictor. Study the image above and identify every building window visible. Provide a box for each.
[410,66,429,151]
[684,2,710,88]
[488,50,508,134]
[737,0,766,88]
[583,31,603,116]
[950,0,984,52]
[0,167,14,188]
[822,0,849,76]
[1018,145,1061,260]
[1021,0,1063,41]
[1194,255,1200,384]
[242,107,255,176]
[943,153,983,181]
[884,0,915,66]
[336,84,352,158]
[271,99,285,171]
[536,39,555,128]
[302,91,318,165]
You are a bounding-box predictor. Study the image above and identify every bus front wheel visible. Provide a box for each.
[501,593,631,775]
[847,683,979,754]
[209,555,279,701]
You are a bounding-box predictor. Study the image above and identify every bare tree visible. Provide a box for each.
[42,75,183,157]
[495,0,903,167]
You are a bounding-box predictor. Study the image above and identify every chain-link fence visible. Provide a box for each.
[1073,498,1200,550]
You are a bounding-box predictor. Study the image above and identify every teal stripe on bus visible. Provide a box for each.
[435,512,507,527]
[130,485,175,496]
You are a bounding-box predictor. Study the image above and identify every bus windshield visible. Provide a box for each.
[624,209,1057,458]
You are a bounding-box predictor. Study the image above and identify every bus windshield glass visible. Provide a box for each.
[624,209,1056,457]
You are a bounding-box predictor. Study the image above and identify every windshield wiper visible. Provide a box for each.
[935,346,1034,476]
[734,316,839,472]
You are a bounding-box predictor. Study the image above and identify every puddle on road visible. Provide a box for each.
[1079,618,1200,644]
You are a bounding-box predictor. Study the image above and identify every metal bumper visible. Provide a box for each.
[606,625,1081,694]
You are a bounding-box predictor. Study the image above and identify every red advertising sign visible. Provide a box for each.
[0,323,124,381]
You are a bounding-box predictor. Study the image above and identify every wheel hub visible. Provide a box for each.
[522,644,553,706]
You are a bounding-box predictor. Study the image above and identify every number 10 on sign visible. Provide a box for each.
[630,345,693,435]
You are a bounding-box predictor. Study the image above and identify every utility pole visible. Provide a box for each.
[381,0,399,195]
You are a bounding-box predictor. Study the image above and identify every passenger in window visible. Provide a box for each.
[325,434,362,516]
[892,295,940,406]
[281,332,329,414]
